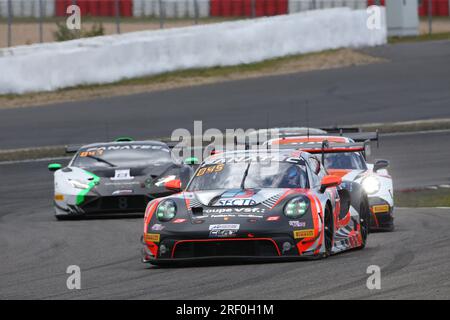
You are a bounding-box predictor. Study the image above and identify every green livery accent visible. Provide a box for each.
[184,157,199,165]
[114,137,134,142]
[75,170,100,206]
[48,163,62,172]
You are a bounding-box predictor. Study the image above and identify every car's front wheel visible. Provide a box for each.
[323,205,334,257]
[359,198,370,249]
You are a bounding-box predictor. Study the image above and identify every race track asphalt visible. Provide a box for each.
[1,40,450,300]
[0,40,449,149]
[0,130,449,299]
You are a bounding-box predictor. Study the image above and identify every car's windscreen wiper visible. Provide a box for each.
[240,162,251,190]
[86,155,117,167]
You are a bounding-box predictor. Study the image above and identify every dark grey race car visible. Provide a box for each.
[48,140,197,220]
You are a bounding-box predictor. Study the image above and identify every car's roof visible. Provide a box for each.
[204,148,309,165]
[79,140,169,150]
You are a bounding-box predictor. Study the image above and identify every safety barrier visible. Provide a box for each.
[0,8,387,94]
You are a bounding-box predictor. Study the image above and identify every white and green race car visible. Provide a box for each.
[48,140,196,220]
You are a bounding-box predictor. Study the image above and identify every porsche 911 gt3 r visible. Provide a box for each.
[266,135,394,231]
[48,140,196,220]
[141,149,370,265]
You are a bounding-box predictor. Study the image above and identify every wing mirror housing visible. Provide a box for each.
[48,163,62,172]
[320,175,342,193]
[373,159,389,173]
[164,179,182,192]
[184,157,199,165]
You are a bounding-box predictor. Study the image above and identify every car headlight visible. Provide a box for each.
[155,175,177,187]
[156,200,177,222]
[68,179,90,190]
[362,176,380,195]
[284,197,309,219]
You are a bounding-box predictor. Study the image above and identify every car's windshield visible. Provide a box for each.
[72,144,172,168]
[324,152,367,170]
[187,161,308,191]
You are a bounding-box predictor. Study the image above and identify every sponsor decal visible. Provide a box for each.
[204,207,266,214]
[112,190,133,195]
[144,233,160,243]
[216,198,257,206]
[372,205,390,214]
[151,224,165,231]
[105,181,139,186]
[209,224,240,238]
[172,218,187,224]
[293,229,315,239]
[289,221,306,228]
[111,169,134,181]
[209,214,264,219]
[267,216,281,221]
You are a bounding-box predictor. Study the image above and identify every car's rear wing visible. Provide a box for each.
[320,127,379,147]
[277,140,371,161]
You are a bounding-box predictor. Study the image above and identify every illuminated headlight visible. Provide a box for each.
[156,200,177,222]
[155,175,177,187]
[284,198,309,219]
[68,179,90,190]
[362,176,380,195]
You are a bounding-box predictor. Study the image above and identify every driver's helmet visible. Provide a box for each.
[280,165,304,188]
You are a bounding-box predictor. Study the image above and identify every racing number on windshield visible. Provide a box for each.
[196,164,224,177]
[79,150,104,157]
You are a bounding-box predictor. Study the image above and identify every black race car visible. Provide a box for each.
[48,140,196,220]
[142,149,370,265]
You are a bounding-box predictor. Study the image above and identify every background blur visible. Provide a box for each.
[1,0,449,48]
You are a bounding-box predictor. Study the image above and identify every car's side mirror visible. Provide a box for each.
[164,179,182,192]
[373,159,389,172]
[320,175,342,193]
[184,157,199,165]
[48,163,62,172]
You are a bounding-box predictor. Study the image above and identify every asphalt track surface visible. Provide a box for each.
[0,131,450,299]
[1,40,450,299]
[0,40,450,149]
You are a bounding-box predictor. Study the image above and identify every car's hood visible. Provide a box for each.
[87,164,173,179]
[185,188,287,207]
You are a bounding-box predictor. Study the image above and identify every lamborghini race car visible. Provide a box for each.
[141,149,370,265]
[266,134,394,231]
[48,140,196,220]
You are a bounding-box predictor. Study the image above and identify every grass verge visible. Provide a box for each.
[396,188,450,208]
[389,32,450,44]
[360,118,450,134]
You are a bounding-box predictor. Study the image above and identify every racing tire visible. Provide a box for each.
[359,198,370,249]
[323,204,334,257]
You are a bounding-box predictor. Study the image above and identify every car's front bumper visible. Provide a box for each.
[369,197,394,231]
[141,234,321,266]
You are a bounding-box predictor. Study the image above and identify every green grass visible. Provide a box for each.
[396,189,450,208]
[389,32,450,44]
[361,119,450,134]
[0,49,342,99]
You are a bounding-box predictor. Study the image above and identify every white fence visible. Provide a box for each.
[0,0,55,17]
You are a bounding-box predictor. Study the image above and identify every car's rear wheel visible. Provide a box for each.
[323,205,334,257]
